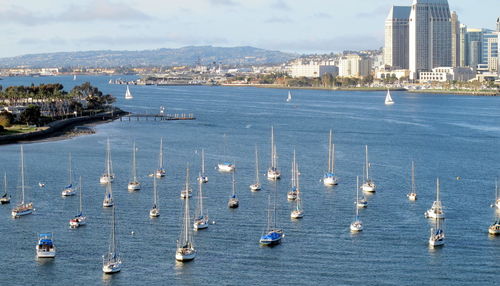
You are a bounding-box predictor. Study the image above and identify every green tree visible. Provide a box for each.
[20,105,41,125]
[0,111,14,127]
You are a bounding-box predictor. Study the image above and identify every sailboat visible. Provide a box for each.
[425,178,445,219]
[350,176,364,232]
[36,233,56,258]
[259,184,284,246]
[286,90,292,102]
[249,146,261,191]
[228,171,239,208]
[193,179,209,230]
[407,161,417,201]
[11,146,34,218]
[361,145,376,192]
[127,142,141,191]
[267,126,281,180]
[180,166,192,199]
[488,217,500,235]
[124,85,133,100]
[197,149,208,183]
[149,175,160,217]
[287,150,299,201]
[428,216,445,247]
[492,179,500,209]
[61,153,75,196]
[356,179,368,208]
[155,138,166,178]
[0,173,10,204]
[73,74,76,81]
[385,89,394,105]
[103,206,122,273]
[69,177,87,228]
[291,163,304,219]
[323,130,338,186]
[218,134,235,172]
[100,139,115,184]
[175,186,196,262]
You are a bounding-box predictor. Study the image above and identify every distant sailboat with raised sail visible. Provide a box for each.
[155,138,166,178]
[267,126,281,180]
[103,205,122,273]
[61,153,75,196]
[286,91,292,102]
[291,162,304,219]
[361,145,376,192]
[385,89,394,105]
[0,173,10,204]
[69,177,87,228]
[149,175,160,217]
[350,176,363,232]
[180,166,192,199]
[197,149,208,183]
[425,178,444,219]
[249,146,261,191]
[100,139,115,184]
[176,186,196,262]
[228,171,239,208]
[128,142,140,191]
[193,179,209,230]
[407,161,417,201]
[287,150,298,200]
[11,146,33,218]
[323,129,338,186]
[125,85,133,99]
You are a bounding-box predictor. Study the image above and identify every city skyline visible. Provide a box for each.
[0,0,498,58]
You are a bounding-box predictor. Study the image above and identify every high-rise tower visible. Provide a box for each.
[451,11,460,67]
[384,6,411,69]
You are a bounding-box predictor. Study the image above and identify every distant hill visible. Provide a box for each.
[0,46,296,68]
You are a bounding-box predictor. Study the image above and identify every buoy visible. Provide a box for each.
[131,231,135,235]
[212,221,216,225]
[456,176,461,180]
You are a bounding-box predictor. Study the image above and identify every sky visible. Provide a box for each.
[0,0,498,57]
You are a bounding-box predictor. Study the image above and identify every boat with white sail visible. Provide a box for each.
[287,150,299,201]
[361,145,376,192]
[425,178,445,219]
[197,149,208,183]
[249,146,261,191]
[61,153,75,196]
[69,177,87,228]
[193,179,209,230]
[128,142,141,191]
[286,90,292,102]
[176,186,196,262]
[267,126,281,180]
[259,183,284,246]
[228,171,239,208]
[218,134,235,172]
[385,89,394,105]
[155,138,166,178]
[100,139,115,184]
[407,161,417,201]
[36,233,56,258]
[350,176,364,232]
[124,85,133,99]
[12,146,33,218]
[180,166,192,199]
[103,206,122,273]
[0,173,10,204]
[323,130,338,186]
[149,175,160,217]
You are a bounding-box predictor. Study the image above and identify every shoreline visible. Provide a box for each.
[0,108,127,145]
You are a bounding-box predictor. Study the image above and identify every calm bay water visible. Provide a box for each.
[0,76,499,285]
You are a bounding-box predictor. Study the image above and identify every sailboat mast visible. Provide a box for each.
[411,161,416,194]
[365,145,369,181]
[232,171,236,196]
[68,153,72,185]
[201,149,205,175]
[255,146,259,184]
[3,172,6,196]
[153,175,157,206]
[328,130,332,173]
[356,176,359,217]
[184,190,190,245]
[159,138,163,169]
[132,142,137,181]
[79,176,83,213]
[273,181,278,228]
[185,166,190,191]
[106,139,111,176]
[20,146,25,204]
[271,127,276,168]
[436,178,440,202]
[331,143,335,173]
[111,206,116,255]
[291,150,296,188]
[199,179,203,216]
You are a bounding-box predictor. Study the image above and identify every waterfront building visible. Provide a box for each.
[419,67,476,82]
[409,0,452,79]
[339,54,371,78]
[384,6,411,69]
[451,11,461,67]
[290,61,338,78]
[459,24,468,67]
[376,69,411,80]
[482,31,498,72]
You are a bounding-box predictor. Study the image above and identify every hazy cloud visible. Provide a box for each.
[265,17,293,24]
[356,5,390,18]
[313,12,332,19]
[208,0,240,7]
[271,0,291,11]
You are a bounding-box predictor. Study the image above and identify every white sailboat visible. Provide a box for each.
[218,134,235,172]
[124,85,133,99]
[73,74,76,81]
[102,180,114,207]
[287,150,298,201]
[228,171,239,208]
[488,216,500,235]
[103,206,122,273]
[197,149,208,183]
[249,146,262,191]
[407,161,417,201]
[155,138,166,178]
[291,163,304,219]
[61,153,75,196]
[425,178,445,219]
[100,139,115,184]
[193,179,209,230]
[0,173,11,204]
[323,129,338,186]
[428,216,445,247]
[286,90,292,102]
[267,126,281,180]
[149,175,160,217]
[384,89,394,105]
[11,146,33,218]
[175,186,196,262]
[350,176,364,232]
[69,177,87,228]
[361,145,376,192]
[180,166,192,199]
[127,142,141,191]
[36,233,56,258]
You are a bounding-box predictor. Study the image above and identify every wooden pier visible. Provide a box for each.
[120,113,196,121]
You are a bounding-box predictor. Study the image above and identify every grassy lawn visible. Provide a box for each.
[0,125,47,135]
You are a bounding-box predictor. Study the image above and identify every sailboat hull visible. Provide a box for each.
[100,175,114,184]
[249,183,261,191]
[61,188,75,196]
[193,219,209,230]
[12,203,33,217]
[350,221,363,232]
[362,182,376,192]
[259,230,283,246]
[488,224,500,235]
[175,249,196,261]
[267,169,281,180]
[0,197,10,204]
[197,176,208,183]
[323,176,338,186]
[127,182,141,191]
[424,209,445,219]
[218,163,235,172]
[291,210,304,219]
[103,262,122,273]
